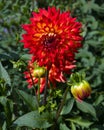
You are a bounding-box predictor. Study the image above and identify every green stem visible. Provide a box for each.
[28,68,39,106]
[56,86,69,121]
[38,77,40,103]
[43,70,49,105]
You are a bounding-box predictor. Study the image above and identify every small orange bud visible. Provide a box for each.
[71,80,91,102]
[33,67,46,78]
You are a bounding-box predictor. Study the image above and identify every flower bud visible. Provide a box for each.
[33,67,46,78]
[71,80,91,102]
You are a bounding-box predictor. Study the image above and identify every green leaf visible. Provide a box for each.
[61,98,74,115]
[0,96,13,126]
[2,122,6,130]
[16,89,38,111]
[76,101,97,119]
[0,53,12,60]
[20,54,32,61]
[90,125,104,130]
[13,111,52,129]
[71,122,76,130]
[0,62,11,85]
[94,94,104,106]
[60,123,70,130]
[0,96,13,112]
[66,116,93,128]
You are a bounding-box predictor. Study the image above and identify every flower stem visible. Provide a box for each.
[56,86,69,121]
[43,70,49,105]
[38,77,40,103]
[28,68,39,107]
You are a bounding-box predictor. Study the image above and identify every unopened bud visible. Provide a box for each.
[71,80,91,102]
[33,67,46,78]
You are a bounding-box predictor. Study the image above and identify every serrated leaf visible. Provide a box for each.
[76,101,97,119]
[0,62,11,85]
[16,89,38,111]
[66,117,93,128]
[61,98,74,115]
[60,123,70,130]
[13,111,52,129]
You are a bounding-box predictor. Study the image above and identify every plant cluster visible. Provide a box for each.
[0,0,104,130]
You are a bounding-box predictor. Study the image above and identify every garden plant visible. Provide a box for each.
[0,0,104,130]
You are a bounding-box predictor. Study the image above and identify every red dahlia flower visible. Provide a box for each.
[24,61,66,93]
[21,7,83,71]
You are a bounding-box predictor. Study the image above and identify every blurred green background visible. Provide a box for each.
[0,0,104,129]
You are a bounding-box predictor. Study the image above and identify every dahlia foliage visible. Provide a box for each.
[21,7,83,93]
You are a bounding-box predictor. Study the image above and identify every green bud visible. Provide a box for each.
[71,80,91,102]
[33,67,46,78]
